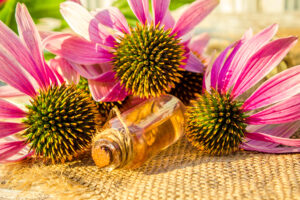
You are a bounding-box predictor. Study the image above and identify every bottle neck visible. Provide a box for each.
[92,127,133,170]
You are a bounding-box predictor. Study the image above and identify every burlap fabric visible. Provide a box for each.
[1,136,300,200]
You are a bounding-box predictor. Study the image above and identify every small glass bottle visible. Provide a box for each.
[92,95,185,170]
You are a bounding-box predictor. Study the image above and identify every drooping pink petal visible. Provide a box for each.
[44,33,114,65]
[241,143,300,153]
[219,24,278,92]
[161,10,175,30]
[15,3,50,88]
[0,48,37,97]
[127,0,149,24]
[246,94,300,125]
[232,37,298,99]
[102,82,128,102]
[0,85,26,98]
[152,0,170,25]
[216,40,244,92]
[189,33,210,55]
[171,0,219,38]
[4,151,34,163]
[246,132,300,147]
[0,122,26,139]
[243,65,300,111]
[246,122,300,148]
[60,2,114,45]
[93,7,130,34]
[88,80,127,102]
[49,57,80,84]
[0,21,45,89]
[210,43,234,89]
[92,71,116,82]
[183,53,205,73]
[70,62,114,80]
[0,99,26,118]
[45,62,62,85]
[0,141,28,162]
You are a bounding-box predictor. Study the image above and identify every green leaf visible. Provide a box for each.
[0,0,65,32]
[0,0,17,26]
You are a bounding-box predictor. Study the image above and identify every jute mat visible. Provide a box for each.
[0,137,299,200]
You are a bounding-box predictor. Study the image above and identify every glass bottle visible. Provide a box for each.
[92,95,185,170]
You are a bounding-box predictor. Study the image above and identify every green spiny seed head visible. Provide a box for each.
[22,83,100,163]
[113,23,185,98]
[169,70,203,105]
[77,77,125,126]
[185,89,247,155]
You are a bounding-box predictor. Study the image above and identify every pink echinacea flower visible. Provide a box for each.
[0,4,99,163]
[44,0,219,101]
[185,24,300,155]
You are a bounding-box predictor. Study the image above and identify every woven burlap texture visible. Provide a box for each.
[1,137,300,200]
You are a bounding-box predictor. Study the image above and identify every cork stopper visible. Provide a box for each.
[91,139,122,170]
[92,144,112,168]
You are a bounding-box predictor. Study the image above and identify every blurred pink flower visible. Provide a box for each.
[44,0,219,101]
[186,24,300,154]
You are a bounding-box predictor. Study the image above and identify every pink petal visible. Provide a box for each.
[70,62,114,80]
[49,57,80,84]
[44,33,114,65]
[217,39,244,92]
[161,10,175,29]
[39,31,56,40]
[0,141,27,162]
[232,37,298,99]
[0,85,26,98]
[246,94,300,125]
[15,3,50,88]
[0,20,45,89]
[60,2,113,45]
[152,0,170,25]
[246,132,300,147]
[128,0,149,24]
[241,143,300,153]
[184,53,205,73]
[0,48,37,97]
[4,151,34,163]
[93,7,130,33]
[171,0,219,38]
[0,99,26,118]
[45,62,62,85]
[246,122,300,148]
[189,33,210,55]
[88,80,127,102]
[0,122,26,139]
[219,24,278,92]
[92,71,116,82]
[243,65,300,111]
[210,43,234,89]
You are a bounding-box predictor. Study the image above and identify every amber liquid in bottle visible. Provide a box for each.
[92,95,185,170]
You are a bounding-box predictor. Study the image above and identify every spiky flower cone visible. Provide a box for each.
[23,84,100,163]
[113,23,185,98]
[77,77,125,126]
[169,70,203,105]
[185,89,247,155]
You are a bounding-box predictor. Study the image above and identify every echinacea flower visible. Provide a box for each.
[44,0,219,101]
[185,24,300,155]
[0,4,100,163]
